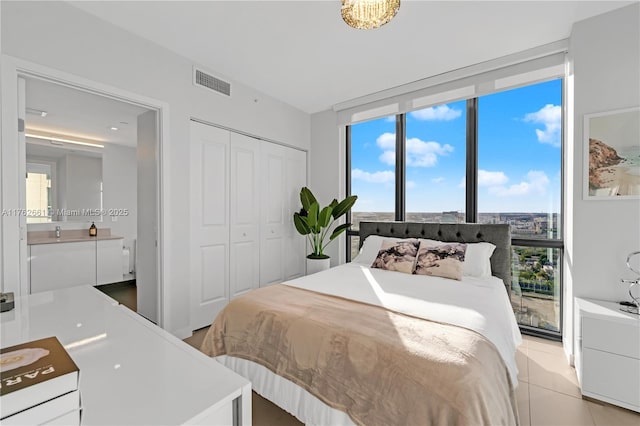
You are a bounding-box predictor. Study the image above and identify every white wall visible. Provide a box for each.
[565,3,640,358]
[64,154,102,219]
[1,0,310,337]
[102,143,137,252]
[310,109,344,266]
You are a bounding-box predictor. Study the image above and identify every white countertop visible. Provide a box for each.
[0,286,250,425]
[27,229,123,245]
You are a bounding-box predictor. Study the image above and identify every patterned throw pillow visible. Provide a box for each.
[414,242,467,280]
[370,238,420,274]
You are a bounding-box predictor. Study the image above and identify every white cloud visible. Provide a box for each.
[410,105,462,121]
[478,170,509,187]
[376,133,453,167]
[524,104,561,147]
[376,132,396,150]
[432,177,445,184]
[351,168,395,184]
[406,181,416,189]
[406,137,454,167]
[489,170,549,196]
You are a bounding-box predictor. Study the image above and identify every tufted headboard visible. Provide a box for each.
[359,222,512,292]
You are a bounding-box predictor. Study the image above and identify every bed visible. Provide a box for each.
[201,222,522,425]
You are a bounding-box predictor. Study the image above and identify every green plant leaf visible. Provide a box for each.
[300,187,317,211]
[331,195,358,219]
[329,199,338,210]
[307,202,319,230]
[330,223,350,240]
[318,206,333,228]
[293,213,311,235]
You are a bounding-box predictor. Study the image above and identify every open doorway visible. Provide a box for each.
[22,75,161,323]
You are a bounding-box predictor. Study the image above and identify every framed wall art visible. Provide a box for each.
[584,106,640,200]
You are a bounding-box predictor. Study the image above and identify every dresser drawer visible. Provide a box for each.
[582,348,640,409]
[583,316,640,359]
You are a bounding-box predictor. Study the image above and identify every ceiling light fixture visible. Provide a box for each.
[341,0,400,30]
[109,126,119,131]
[26,132,105,148]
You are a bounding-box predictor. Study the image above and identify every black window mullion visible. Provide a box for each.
[466,98,478,223]
[395,114,406,222]
[345,125,352,262]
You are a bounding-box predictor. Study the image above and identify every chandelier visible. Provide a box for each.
[341,0,401,30]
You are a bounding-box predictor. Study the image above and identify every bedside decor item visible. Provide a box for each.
[620,250,640,314]
[293,187,357,273]
[341,0,400,30]
[0,292,14,312]
[584,106,640,199]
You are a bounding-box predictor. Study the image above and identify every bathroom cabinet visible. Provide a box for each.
[28,234,124,293]
[30,241,97,293]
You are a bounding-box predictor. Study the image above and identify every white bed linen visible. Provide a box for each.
[217,355,356,426]
[216,263,522,425]
[285,262,522,386]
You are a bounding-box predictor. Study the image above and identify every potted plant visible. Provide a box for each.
[293,187,357,274]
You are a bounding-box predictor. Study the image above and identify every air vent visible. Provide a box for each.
[193,68,231,96]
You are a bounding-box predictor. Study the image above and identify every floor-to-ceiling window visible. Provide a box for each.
[348,115,397,259]
[346,78,564,339]
[478,80,563,334]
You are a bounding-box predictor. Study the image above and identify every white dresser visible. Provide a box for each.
[0,286,252,424]
[574,297,640,412]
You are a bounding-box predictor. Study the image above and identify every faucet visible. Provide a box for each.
[55,225,61,239]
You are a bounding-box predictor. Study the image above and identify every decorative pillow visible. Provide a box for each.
[353,235,411,265]
[370,238,419,274]
[414,241,467,280]
[418,239,495,278]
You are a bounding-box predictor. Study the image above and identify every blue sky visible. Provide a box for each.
[351,79,562,214]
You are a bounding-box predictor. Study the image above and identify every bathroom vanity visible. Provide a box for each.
[27,229,124,293]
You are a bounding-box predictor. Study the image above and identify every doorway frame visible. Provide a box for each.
[0,55,170,328]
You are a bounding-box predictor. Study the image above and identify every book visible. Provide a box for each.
[1,390,80,425]
[0,336,80,419]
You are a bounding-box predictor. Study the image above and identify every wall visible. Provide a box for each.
[310,110,344,266]
[565,3,640,357]
[64,154,102,219]
[102,143,137,253]
[1,0,310,337]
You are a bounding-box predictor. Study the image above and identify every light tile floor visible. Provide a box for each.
[184,329,640,426]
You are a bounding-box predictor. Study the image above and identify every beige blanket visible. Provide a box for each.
[201,284,519,426]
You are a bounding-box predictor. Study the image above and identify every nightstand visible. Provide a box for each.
[574,297,640,413]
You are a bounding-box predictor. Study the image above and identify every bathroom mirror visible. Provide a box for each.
[26,137,103,223]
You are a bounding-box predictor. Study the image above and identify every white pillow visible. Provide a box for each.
[419,239,496,278]
[352,235,410,265]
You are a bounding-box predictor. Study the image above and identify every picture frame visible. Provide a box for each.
[583,106,640,200]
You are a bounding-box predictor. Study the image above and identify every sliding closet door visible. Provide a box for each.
[284,149,307,280]
[189,121,230,330]
[260,143,307,286]
[229,133,260,298]
[259,143,286,286]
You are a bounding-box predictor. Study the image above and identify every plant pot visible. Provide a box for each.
[306,257,331,275]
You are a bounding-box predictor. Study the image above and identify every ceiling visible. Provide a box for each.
[25,77,150,147]
[67,1,633,114]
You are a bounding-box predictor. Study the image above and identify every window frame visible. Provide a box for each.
[345,78,564,340]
